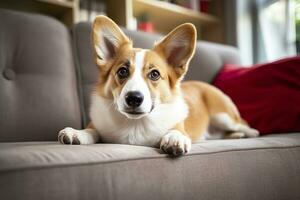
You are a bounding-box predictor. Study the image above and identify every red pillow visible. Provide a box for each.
[213,56,300,135]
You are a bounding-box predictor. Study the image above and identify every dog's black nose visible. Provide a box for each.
[125,91,144,108]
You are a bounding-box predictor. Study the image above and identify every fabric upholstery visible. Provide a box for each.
[0,10,82,142]
[0,133,299,200]
[213,57,300,135]
[73,22,241,125]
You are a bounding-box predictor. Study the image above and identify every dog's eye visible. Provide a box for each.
[148,70,160,81]
[117,67,129,79]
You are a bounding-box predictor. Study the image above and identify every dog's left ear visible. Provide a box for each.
[154,23,196,78]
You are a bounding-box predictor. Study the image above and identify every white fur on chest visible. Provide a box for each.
[90,94,188,147]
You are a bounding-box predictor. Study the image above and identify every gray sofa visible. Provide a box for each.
[0,9,299,200]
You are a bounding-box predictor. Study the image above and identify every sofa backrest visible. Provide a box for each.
[73,22,241,125]
[0,10,82,142]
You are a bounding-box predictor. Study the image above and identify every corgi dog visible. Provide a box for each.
[58,16,259,156]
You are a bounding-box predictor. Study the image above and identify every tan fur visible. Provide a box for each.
[181,81,245,141]
[86,122,94,129]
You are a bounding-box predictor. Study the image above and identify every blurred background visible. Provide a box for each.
[0,0,299,65]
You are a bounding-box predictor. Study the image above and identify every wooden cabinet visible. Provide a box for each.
[0,0,79,28]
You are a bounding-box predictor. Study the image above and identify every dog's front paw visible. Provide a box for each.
[160,130,191,156]
[58,127,82,145]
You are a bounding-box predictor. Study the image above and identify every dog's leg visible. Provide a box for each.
[210,113,259,138]
[58,127,100,145]
[160,123,191,156]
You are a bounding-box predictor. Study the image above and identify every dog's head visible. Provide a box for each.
[92,16,196,119]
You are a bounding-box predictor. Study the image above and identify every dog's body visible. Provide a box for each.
[58,16,258,155]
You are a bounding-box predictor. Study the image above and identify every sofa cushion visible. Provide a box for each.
[0,10,82,142]
[73,22,241,125]
[0,134,299,200]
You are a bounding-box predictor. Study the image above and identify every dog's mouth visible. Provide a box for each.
[125,111,146,115]
[121,104,154,119]
[122,110,148,119]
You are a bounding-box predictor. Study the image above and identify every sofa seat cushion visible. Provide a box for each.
[0,134,300,200]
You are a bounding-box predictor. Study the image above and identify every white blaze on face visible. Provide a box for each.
[117,50,153,118]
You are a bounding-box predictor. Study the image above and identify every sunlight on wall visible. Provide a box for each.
[259,0,296,61]
[237,0,253,65]
[237,0,297,65]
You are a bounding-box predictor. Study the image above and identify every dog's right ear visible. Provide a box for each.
[92,16,131,67]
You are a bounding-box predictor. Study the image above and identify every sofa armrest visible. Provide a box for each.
[185,41,241,83]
